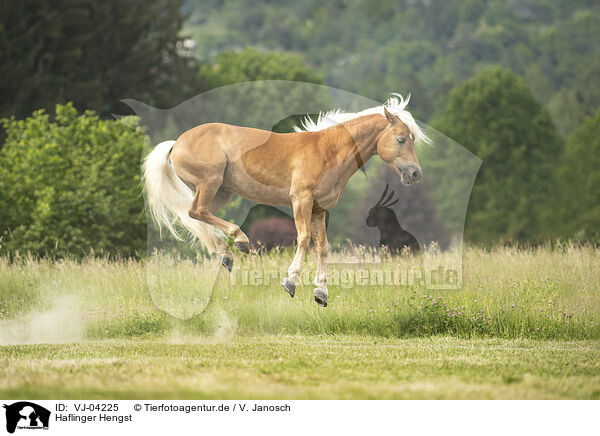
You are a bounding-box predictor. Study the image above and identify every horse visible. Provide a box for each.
[143,94,430,307]
[366,184,421,253]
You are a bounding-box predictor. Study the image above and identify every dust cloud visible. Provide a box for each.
[0,296,84,345]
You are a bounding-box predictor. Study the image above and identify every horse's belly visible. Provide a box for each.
[314,191,341,210]
[223,165,291,207]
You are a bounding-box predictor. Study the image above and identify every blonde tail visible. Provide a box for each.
[142,140,219,252]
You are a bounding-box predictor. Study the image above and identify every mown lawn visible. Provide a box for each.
[1,336,599,399]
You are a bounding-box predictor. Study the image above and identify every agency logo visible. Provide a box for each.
[3,402,50,434]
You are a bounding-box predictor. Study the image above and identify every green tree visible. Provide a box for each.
[546,58,600,136]
[0,0,198,121]
[0,104,146,257]
[556,109,600,240]
[431,68,563,243]
[197,49,322,88]
[183,0,600,140]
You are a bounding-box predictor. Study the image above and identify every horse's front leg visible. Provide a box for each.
[282,190,314,298]
[311,210,328,307]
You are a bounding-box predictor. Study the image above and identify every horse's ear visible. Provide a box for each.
[383,107,397,125]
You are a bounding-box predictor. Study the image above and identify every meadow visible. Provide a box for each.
[1,244,599,399]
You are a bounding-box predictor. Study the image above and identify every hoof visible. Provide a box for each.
[282,277,296,298]
[234,241,250,253]
[313,288,328,307]
[220,255,233,272]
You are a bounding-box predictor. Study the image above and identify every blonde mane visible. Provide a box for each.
[294,93,431,144]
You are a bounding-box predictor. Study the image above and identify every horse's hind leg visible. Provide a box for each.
[188,181,251,254]
[211,189,235,271]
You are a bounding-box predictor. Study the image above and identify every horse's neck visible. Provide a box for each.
[326,114,386,177]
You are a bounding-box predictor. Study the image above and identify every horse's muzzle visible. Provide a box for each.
[395,163,422,185]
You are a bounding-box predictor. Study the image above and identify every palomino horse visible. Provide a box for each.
[143,94,430,307]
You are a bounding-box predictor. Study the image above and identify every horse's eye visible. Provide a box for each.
[396,137,407,145]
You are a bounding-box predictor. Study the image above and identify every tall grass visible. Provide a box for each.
[0,244,598,341]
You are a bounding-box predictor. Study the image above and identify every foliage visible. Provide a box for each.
[556,109,600,240]
[0,0,200,121]
[0,104,146,257]
[198,48,323,88]
[431,68,563,243]
[184,0,600,133]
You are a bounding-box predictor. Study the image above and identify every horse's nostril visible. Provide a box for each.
[412,170,421,181]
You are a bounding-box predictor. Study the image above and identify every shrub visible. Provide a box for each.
[0,104,146,257]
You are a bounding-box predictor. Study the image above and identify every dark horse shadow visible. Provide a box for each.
[366,184,420,254]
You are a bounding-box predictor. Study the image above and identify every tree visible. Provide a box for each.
[0,0,198,121]
[0,104,146,257]
[556,109,600,240]
[431,68,563,243]
[546,58,600,136]
[197,49,323,88]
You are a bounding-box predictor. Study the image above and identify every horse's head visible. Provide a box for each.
[377,107,422,185]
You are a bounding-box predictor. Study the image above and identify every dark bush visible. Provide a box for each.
[248,217,297,250]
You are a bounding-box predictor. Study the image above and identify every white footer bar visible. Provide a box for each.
[1,400,594,435]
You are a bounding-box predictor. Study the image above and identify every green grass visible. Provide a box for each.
[1,245,599,340]
[0,245,599,399]
[1,336,599,399]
